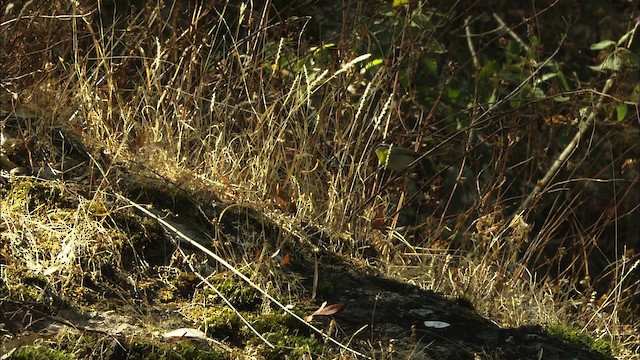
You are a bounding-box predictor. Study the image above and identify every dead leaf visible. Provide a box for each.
[304,302,345,322]
[544,114,569,126]
[163,328,208,341]
[279,252,290,266]
[371,204,386,229]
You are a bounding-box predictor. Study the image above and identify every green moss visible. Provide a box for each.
[547,323,613,357]
[202,308,244,343]
[7,181,32,212]
[261,333,321,359]
[207,277,261,310]
[12,275,52,302]
[126,340,226,360]
[197,305,321,358]
[174,272,198,299]
[86,200,109,217]
[250,310,309,335]
[173,341,227,360]
[6,180,77,214]
[251,312,292,334]
[6,331,228,360]
[10,345,73,360]
[56,332,103,358]
[243,311,320,358]
[315,279,335,297]
[156,284,177,302]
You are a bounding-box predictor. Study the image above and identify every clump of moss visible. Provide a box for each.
[10,345,73,360]
[207,277,261,311]
[197,305,321,358]
[547,324,613,357]
[315,279,336,298]
[126,340,226,360]
[5,180,77,214]
[7,329,229,360]
[202,307,244,344]
[250,311,309,335]
[261,333,321,359]
[245,311,320,358]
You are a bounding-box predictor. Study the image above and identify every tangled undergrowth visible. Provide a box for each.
[1,0,638,358]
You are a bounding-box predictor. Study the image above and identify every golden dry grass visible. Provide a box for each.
[1,1,638,358]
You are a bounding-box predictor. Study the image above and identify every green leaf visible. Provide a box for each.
[616,104,628,122]
[506,41,522,56]
[553,95,571,102]
[410,12,432,28]
[532,86,546,99]
[529,35,540,47]
[618,48,640,68]
[632,83,640,102]
[589,54,621,72]
[424,58,438,74]
[478,60,497,81]
[365,58,384,71]
[447,86,461,100]
[617,27,636,46]
[539,72,558,82]
[556,70,570,91]
[590,40,616,51]
[428,41,445,54]
[392,0,409,7]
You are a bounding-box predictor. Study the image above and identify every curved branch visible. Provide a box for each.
[515,77,616,216]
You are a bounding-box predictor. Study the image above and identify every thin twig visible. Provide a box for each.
[492,12,529,52]
[464,16,481,71]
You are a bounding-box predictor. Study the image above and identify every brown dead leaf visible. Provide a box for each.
[371,204,386,229]
[304,302,345,322]
[279,252,290,266]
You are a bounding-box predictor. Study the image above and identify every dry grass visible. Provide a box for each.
[1,0,638,358]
